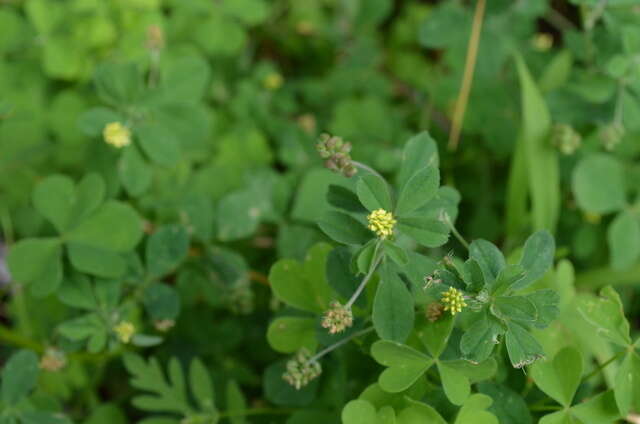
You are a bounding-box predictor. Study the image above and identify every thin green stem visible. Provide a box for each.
[0,325,43,352]
[219,408,295,418]
[442,213,469,250]
[583,350,626,381]
[345,243,383,309]
[529,405,563,412]
[308,326,375,363]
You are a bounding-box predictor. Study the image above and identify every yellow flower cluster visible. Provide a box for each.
[263,72,283,91]
[113,321,135,343]
[103,122,131,148]
[367,209,396,239]
[441,287,467,315]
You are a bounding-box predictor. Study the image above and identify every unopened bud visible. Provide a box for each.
[282,348,322,389]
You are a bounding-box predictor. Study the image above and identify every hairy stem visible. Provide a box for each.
[308,326,375,363]
[345,243,383,309]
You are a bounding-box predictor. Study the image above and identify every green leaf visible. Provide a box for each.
[530,346,582,407]
[217,189,263,241]
[396,164,439,216]
[371,340,433,393]
[67,243,126,278]
[454,394,499,424]
[7,238,62,296]
[327,185,368,214]
[1,350,39,405]
[143,283,181,321]
[94,62,143,107]
[226,380,247,424]
[515,230,555,290]
[572,154,626,214]
[136,123,181,167]
[382,241,409,267]
[124,354,193,414]
[491,296,537,323]
[146,226,190,277]
[505,321,545,368]
[607,211,640,271]
[326,247,366,307]
[397,400,446,424]
[268,243,334,313]
[515,55,560,233]
[266,317,317,354]
[32,174,75,232]
[397,132,438,190]
[373,264,414,343]
[576,285,631,347]
[190,359,215,412]
[67,201,143,252]
[161,56,211,103]
[58,313,108,353]
[397,217,449,247]
[539,50,573,93]
[438,362,470,405]
[78,107,122,137]
[477,382,532,424]
[469,239,505,285]
[419,314,454,358]
[356,174,392,211]
[318,211,371,245]
[525,289,560,329]
[460,313,504,364]
[119,145,153,197]
[614,350,640,416]
[571,390,620,424]
[342,400,378,424]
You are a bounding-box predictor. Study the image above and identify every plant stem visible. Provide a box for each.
[583,350,626,381]
[345,244,383,309]
[575,264,640,288]
[219,408,295,418]
[448,0,486,151]
[0,325,43,352]
[442,213,469,250]
[308,326,375,363]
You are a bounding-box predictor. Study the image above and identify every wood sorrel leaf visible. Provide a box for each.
[269,243,334,313]
[454,394,499,424]
[371,341,433,393]
[576,285,631,347]
[614,350,640,416]
[530,346,582,407]
[438,362,470,405]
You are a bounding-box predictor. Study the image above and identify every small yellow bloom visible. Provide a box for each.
[263,72,283,91]
[113,321,135,343]
[367,209,396,239]
[103,122,131,148]
[531,33,553,51]
[441,287,467,315]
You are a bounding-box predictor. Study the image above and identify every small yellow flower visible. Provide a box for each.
[113,321,135,343]
[367,209,396,239]
[531,33,553,51]
[263,72,283,91]
[441,287,467,315]
[103,122,131,148]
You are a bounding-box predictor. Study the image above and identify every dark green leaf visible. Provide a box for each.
[318,211,371,245]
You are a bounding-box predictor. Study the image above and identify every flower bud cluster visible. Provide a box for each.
[321,301,353,334]
[316,134,357,177]
[441,287,467,315]
[600,122,625,151]
[551,123,581,155]
[282,348,322,390]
